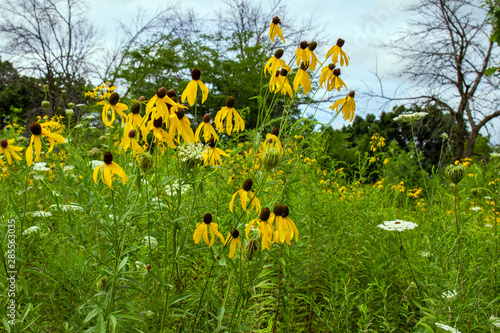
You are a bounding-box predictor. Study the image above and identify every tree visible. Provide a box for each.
[0,0,99,115]
[379,0,500,159]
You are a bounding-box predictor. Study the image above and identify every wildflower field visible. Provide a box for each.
[1,15,500,333]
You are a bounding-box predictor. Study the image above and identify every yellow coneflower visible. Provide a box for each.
[269,16,285,43]
[119,129,144,156]
[0,139,23,165]
[329,90,356,122]
[306,41,319,71]
[319,64,335,90]
[269,70,281,93]
[293,62,311,95]
[193,213,225,247]
[229,178,261,214]
[181,68,209,106]
[125,102,143,133]
[270,204,298,245]
[26,122,65,166]
[195,113,219,143]
[142,117,177,149]
[93,151,128,190]
[326,38,350,67]
[246,207,274,250]
[264,49,290,77]
[169,109,195,143]
[202,137,229,166]
[263,127,283,153]
[102,92,128,128]
[274,69,293,98]
[323,68,347,92]
[146,87,177,123]
[225,228,242,259]
[214,96,245,136]
[295,41,309,66]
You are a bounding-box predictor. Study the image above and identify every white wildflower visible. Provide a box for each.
[33,211,52,217]
[90,160,103,169]
[377,219,418,232]
[135,260,146,270]
[74,123,85,129]
[50,204,84,212]
[486,223,493,228]
[32,174,44,180]
[484,196,493,200]
[165,181,190,196]
[178,142,206,162]
[490,315,500,328]
[141,236,158,249]
[491,152,500,158]
[23,226,40,236]
[63,165,75,173]
[435,323,461,333]
[32,162,50,171]
[470,206,482,212]
[442,290,457,299]
[420,250,431,258]
[394,112,428,123]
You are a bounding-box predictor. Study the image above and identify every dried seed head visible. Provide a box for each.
[271,127,279,136]
[146,264,152,271]
[231,229,240,239]
[30,122,42,136]
[300,41,308,49]
[226,96,235,108]
[242,178,253,191]
[191,68,201,80]
[272,16,281,25]
[336,38,345,47]
[139,96,146,102]
[328,63,335,70]
[176,110,185,120]
[246,238,259,258]
[167,89,177,98]
[300,62,309,70]
[203,213,212,224]
[280,68,288,76]
[308,41,317,51]
[446,164,466,184]
[157,87,167,98]
[348,90,355,98]
[202,113,211,123]
[109,92,120,106]
[140,152,154,172]
[96,276,108,291]
[103,151,113,165]
[282,205,289,217]
[0,139,7,148]
[274,49,284,59]
[273,203,284,216]
[131,102,141,114]
[128,129,136,138]
[153,117,163,128]
[333,68,341,76]
[259,207,271,221]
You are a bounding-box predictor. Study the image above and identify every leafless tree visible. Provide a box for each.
[380,0,499,159]
[0,0,99,115]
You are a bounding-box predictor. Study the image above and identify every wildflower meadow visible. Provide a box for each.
[1,10,500,333]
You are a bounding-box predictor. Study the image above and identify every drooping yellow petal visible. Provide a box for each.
[229,189,241,213]
[34,136,42,162]
[198,81,209,104]
[93,163,103,184]
[109,162,128,184]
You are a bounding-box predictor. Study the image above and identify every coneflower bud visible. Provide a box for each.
[308,41,317,51]
[280,68,288,76]
[242,178,253,191]
[139,96,146,102]
[128,129,136,138]
[203,213,212,224]
[328,63,335,70]
[43,84,49,91]
[348,91,355,98]
[103,151,113,165]
[191,68,201,80]
[262,147,281,170]
[96,276,108,291]
[131,102,140,114]
[245,239,259,258]
[336,38,345,47]
[272,16,281,25]
[89,147,102,160]
[300,62,308,70]
[140,152,154,172]
[299,41,308,49]
[446,164,465,184]
[146,264,152,271]
[202,113,211,123]
[30,122,42,136]
[273,203,284,216]
[176,110,185,120]
[260,207,270,221]
[0,139,7,148]
[157,87,167,98]
[231,229,240,238]
[226,96,235,108]
[167,89,177,98]
[333,68,341,76]
[109,92,120,106]
[67,103,75,109]
[41,101,50,108]
[274,49,284,59]
[282,205,289,217]
[271,127,279,136]
[153,117,163,128]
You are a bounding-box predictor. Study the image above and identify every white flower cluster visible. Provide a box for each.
[49,204,84,212]
[135,260,146,270]
[90,160,103,169]
[63,165,75,173]
[23,226,40,236]
[470,206,482,212]
[165,181,190,196]
[491,152,500,158]
[178,142,206,162]
[442,290,457,299]
[141,236,158,249]
[32,162,51,171]
[377,219,418,232]
[394,112,428,123]
[490,315,500,328]
[33,211,52,217]
[435,323,461,333]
